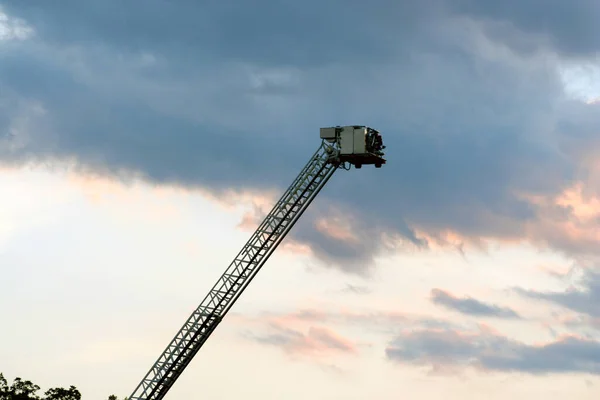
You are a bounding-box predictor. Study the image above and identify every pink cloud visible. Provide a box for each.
[393,180,600,266]
[65,172,183,223]
[230,306,436,365]
[283,325,356,356]
[232,306,458,359]
[314,214,359,244]
[249,322,357,359]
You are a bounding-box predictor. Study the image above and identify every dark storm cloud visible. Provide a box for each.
[8,0,598,60]
[386,328,600,375]
[431,289,521,319]
[1,1,599,272]
[0,46,307,191]
[447,0,600,57]
[517,271,600,318]
[0,0,437,68]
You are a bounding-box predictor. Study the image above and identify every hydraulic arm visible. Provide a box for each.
[128,127,385,400]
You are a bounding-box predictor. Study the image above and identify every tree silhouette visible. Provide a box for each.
[0,373,126,400]
[0,373,41,400]
[43,387,81,400]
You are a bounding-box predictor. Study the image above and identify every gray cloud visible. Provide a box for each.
[447,0,600,57]
[1,1,599,273]
[342,284,372,295]
[431,289,521,319]
[386,328,600,375]
[6,1,598,61]
[517,270,600,318]
[0,1,435,71]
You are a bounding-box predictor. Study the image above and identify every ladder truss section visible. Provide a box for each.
[129,141,340,400]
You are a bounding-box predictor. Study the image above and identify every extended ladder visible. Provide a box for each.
[129,140,341,400]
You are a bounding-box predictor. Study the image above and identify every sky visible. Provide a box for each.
[1,1,600,399]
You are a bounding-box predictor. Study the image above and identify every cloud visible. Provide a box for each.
[234,305,475,369]
[0,1,439,67]
[1,1,600,272]
[431,289,521,319]
[517,270,600,318]
[291,203,427,274]
[386,327,600,375]
[0,6,33,41]
[232,307,465,345]
[341,284,372,295]
[241,305,600,376]
[446,0,600,58]
[557,314,600,337]
[245,324,356,358]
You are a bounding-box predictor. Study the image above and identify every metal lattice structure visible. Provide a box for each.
[130,141,339,400]
[129,128,386,400]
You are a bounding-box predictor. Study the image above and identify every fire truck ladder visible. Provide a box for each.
[129,140,342,399]
[129,128,386,400]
